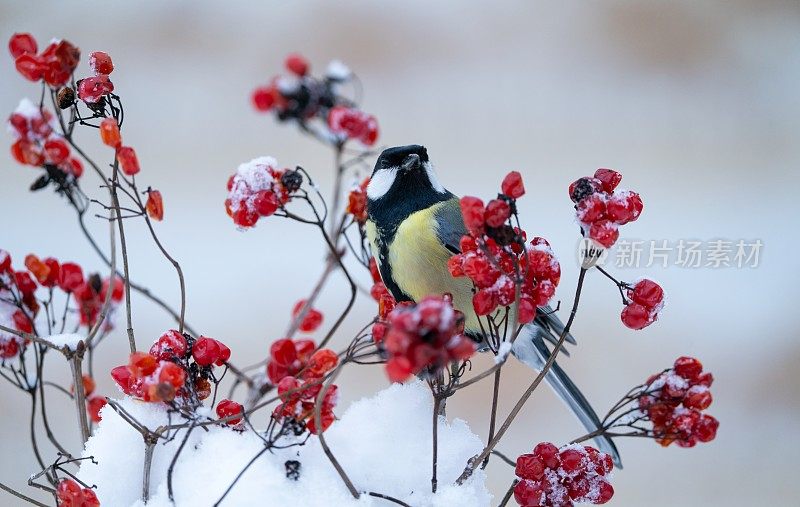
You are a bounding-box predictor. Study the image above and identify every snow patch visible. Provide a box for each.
[46,333,85,350]
[79,381,491,506]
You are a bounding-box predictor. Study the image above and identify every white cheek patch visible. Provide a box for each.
[424,162,447,194]
[367,167,399,200]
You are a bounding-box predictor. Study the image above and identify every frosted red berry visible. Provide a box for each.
[459,196,485,234]
[89,51,114,75]
[588,220,619,248]
[58,262,84,292]
[673,356,703,381]
[15,53,45,81]
[87,395,106,423]
[593,168,622,193]
[629,279,663,308]
[44,139,70,164]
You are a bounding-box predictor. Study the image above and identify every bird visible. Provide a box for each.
[365,144,621,467]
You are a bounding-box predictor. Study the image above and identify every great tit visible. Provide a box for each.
[365,144,621,466]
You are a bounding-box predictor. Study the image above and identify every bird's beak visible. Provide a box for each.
[401,153,421,172]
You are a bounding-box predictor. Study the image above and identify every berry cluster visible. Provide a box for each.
[450,172,560,323]
[514,443,614,507]
[77,51,115,105]
[9,33,79,87]
[620,278,665,330]
[251,54,378,146]
[346,177,370,224]
[638,357,718,448]
[8,98,83,178]
[379,294,475,382]
[569,169,643,248]
[327,106,379,146]
[111,331,229,404]
[56,478,99,507]
[0,250,124,359]
[267,338,340,433]
[224,157,301,228]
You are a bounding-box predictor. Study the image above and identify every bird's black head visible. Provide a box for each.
[366,144,453,231]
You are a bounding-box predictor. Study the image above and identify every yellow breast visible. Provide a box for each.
[368,202,482,334]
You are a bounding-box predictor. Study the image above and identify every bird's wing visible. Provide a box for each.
[432,196,468,255]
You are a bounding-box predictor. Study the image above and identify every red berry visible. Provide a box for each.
[576,194,606,223]
[216,399,244,425]
[308,348,338,375]
[517,296,536,324]
[293,300,324,333]
[145,190,164,221]
[501,171,525,199]
[459,196,485,234]
[195,378,212,400]
[593,168,622,193]
[533,442,560,469]
[673,356,703,381]
[192,336,221,367]
[99,117,122,148]
[515,454,546,480]
[11,138,44,166]
[81,487,100,507]
[101,276,124,302]
[8,33,37,59]
[111,364,139,396]
[15,53,45,81]
[385,356,413,382]
[629,279,663,308]
[58,262,84,292]
[484,199,511,228]
[78,75,114,103]
[158,362,186,389]
[44,139,70,164]
[0,250,11,273]
[12,309,33,334]
[270,338,298,366]
[89,51,114,75]
[514,479,545,507]
[128,352,157,377]
[87,396,106,423]
[15,270,37,296]
[596,480,614,504]
[696,372,714,387]
[0,339,20,359]
[285,53,309,76]
[559,448,585,475]
[568,474,590,500]
[694,414,719,442]
[78,374,96,396]
[215,340,231,365]
[252,86,276,111]
[361,116,379,146]
[472,289,496,316]
[621,303,651,330]
[588,219,619,248]
[150,329,188,361]
[67,157,83,177]
[253,189,280,216]
[116,146,140,176]
[684,387,712,410]
[56,479,83,506]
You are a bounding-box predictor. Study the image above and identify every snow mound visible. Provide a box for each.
[78,381,491,506]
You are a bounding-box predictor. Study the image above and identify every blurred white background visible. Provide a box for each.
[1,1,799,505]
